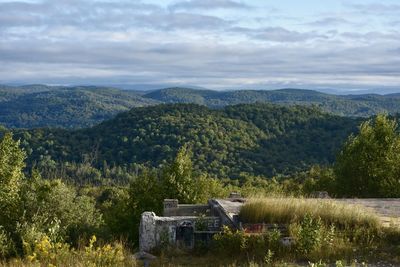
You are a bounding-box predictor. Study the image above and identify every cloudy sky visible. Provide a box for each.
[1,0,400,91]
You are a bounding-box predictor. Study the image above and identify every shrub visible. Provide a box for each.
[0,227,15,258]
[213,226,286,263]
[83,235,126,267]
[265,228,281,252]
[21,235,134,267]
[25,235,71,266]
[292,214,322,255]
[264,249,274,265]
[212,226,247,256]
[19,176,103,246]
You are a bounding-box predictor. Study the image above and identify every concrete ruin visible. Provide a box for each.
[139,194,400,252]
[139,194,245,252]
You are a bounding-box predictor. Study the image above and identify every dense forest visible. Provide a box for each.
[0,85,158,128]
[2,85,400,128]
[144,87,400,117]
[4,103,360,180]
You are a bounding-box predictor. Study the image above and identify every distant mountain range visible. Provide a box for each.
[0,85,158,128]
[1,84,400,128]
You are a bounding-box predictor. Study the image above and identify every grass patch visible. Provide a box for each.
[239,197,381,230]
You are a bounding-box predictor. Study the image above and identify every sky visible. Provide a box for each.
[0,0,400,92]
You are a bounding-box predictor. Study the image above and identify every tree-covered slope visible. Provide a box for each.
[0,86,158,128]
[14,103,361,178]
[1,85,400,129]
[0,84,59,102]
[143,87,400,117]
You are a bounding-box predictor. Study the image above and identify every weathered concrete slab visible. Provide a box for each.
[163,199,211,216]
[209,198,246,227]
[337,199,400,227]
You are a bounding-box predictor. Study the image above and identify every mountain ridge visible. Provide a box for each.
[1,84,400,129]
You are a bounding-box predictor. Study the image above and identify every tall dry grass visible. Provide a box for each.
[239,197,381,229]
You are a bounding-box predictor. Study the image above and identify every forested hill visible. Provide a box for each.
[13,103,361,178]
[1,85,400,128]
[143,87,400,117]
[0,85,158,128]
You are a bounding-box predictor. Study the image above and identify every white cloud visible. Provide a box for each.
[169,0,251,11]
[0,0,399,89]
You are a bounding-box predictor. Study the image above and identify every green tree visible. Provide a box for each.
[302,166,336,196]
[0,132,26,231]
[161,144,197,203]
[128,169,163,243]
[335,114,400,197]
[96,186,132,239]
[18,172,103,247]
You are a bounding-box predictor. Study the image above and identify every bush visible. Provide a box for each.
[20,235,135,267]
[24,235,71,265]
[292,214,323,255]
[0,227,15,258]
[19,176,103,246]
[212,227,285,263]
[212,226,247,257]
[83,235,126,267]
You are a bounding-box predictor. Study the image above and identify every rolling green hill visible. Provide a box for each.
[13,103,361,178]
[143,87,400,117]
[0,85,158,128]
[1,85,400,129]
[0,84,59,102]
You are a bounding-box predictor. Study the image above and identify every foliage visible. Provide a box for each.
[293,214,323,255]
[82,235,126,267]
[161,145,197,203]
[94,186,132,239]
[3,85,400,129]
[0,132,26,191]
[0,85,157,128]
[0,227,15,258]
[17,235,134,267]
[0,133,103,259]
[18,172,103,247]
[0,132,26,238]
[301,166,337,196]
[144,87,400,117]
[263,249,274,265]
[335,114,400,197]
[127,169,163,243]
[14,103,359,178]
[212,211,398,265]
[211,225,345,264]
[161,145,227,203]
[212,226,247,257]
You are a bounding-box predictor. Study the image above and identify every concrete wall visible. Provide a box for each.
[139,212,220,252]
